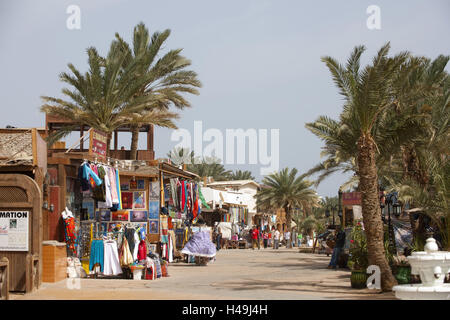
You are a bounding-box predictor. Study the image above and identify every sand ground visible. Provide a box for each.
[10,247,396,300]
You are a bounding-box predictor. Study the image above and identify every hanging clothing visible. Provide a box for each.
[98,165,113,208]
[89,240,104,272]
[120,238,134,266]
[125,227,136,255]
[108,167,119,204]
[63,216,77,256]
[103,240,122,276]
[181,181,186,212]
[115,168,122,210]
[81,163,103,189]
[137,240,147,261]
[145,257,157,280]
[132,231,140,261]
[160,216,169,244]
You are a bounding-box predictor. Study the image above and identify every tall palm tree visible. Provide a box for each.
[256,168,319,232]
[305,45,448,291]
[316,43,413,291]
[229,170,255,181]
[41,41,180,153]
[114,23,201,159]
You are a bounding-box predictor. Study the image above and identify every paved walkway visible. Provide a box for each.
[11,247,396,300]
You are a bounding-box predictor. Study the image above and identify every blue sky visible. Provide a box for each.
[1,0,449,197]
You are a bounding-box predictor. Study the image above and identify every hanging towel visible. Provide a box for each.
[103,240,122,275]
[115,168,122,210]
[120,238,134,266]
[160,216,169,244]
[89,240,104,272]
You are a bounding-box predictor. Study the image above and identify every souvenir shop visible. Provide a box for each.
[45,154,179,280]
[253,213,276,231]
[221,205,249,225]
[157,162,213,260]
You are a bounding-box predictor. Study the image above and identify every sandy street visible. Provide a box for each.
[11,247,395,300]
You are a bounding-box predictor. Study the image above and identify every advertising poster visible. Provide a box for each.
[137,179,145,190]
[0,211,29,251]
[96,209,111,222]
[130,210,148,222]
[133,191,146,209]
[82,198,95,220]
[121,192,133,209]
[149,219,159,234]
[111,210,129,221]
[149,181,160,200]
[89,129,107,158]
[149,200,159,220]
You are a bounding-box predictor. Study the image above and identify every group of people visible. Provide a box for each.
[250,226,299,250]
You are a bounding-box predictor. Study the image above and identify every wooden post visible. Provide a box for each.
[342,207,346,228]
[114,130,118,151]
[80,125,84,152]
[147,125,154,151]
[0,257,9,300]
[58,164,66,241]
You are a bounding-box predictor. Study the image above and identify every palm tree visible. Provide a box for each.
[114,23,201,159]
[167,147,195,166]
[229,170,255,181]
[186,156,232,181]
[305,45,448,290]
[315,43,414,291]
[41,40,180,153]
[255,168,319,232]
[388,77,449,249]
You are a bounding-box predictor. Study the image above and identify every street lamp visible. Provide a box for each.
[380,194,386,223]
[385,192,400,254]
[338,188,343,227]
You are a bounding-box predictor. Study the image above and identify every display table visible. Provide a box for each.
[42,241,67,283]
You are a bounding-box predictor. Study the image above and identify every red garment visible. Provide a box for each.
[168,216,173,230]
[193,185,199,219]
[181,181,186,211]
[251,229,258,240]
[137,240,147,261]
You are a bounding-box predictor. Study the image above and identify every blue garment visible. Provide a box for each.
[82,164,103,187]
[329,247,342,267]
[115,169,122,210]
[89,240,104,272]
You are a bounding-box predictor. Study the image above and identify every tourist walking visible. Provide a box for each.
[284,230,291,248]
[251,226,260,250]
[328,226,346,269]
[273,228,280,249]
[268,228,272,247]
[297,233,303,247]
[263,230,268,248]
[292,228,297,247]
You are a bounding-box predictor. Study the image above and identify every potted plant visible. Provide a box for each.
[393,255,411,284]
[348,223,369,289]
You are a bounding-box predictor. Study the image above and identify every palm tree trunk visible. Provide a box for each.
[357,134,397,292]
[285,206,291,231]
[446,216,450,251]
[130,124,140,160]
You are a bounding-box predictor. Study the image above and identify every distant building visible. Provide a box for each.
[203,180,259,225]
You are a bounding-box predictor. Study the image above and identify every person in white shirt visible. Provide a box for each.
[273,229,280,249]
[284,230,291,248]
